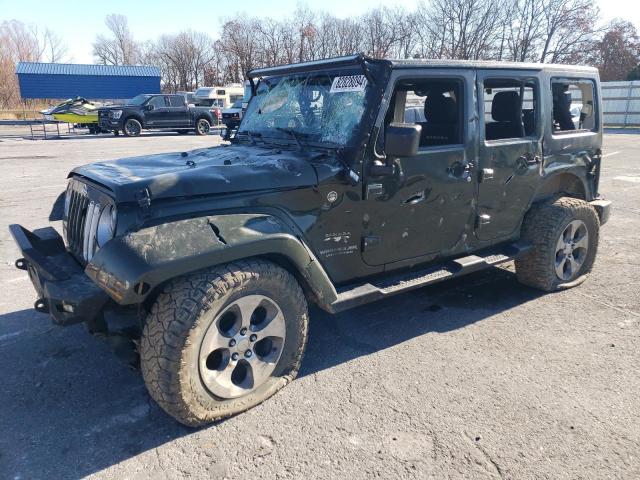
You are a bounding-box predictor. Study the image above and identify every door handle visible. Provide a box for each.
[518,154,540,166]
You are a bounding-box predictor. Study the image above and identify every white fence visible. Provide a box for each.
[602,81,640,127]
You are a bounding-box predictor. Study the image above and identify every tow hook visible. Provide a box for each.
[34,298,49,314]
[15,258,27,271]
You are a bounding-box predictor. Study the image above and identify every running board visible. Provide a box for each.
[329,242,531,312]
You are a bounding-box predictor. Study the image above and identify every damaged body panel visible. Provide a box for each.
[86,214,338,308]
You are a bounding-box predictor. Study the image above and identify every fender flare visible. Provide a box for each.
[85,214,338,309]
[530,168,589,204]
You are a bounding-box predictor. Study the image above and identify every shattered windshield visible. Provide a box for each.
[239,70,370,146]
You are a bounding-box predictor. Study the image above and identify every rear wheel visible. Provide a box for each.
[140,260,308,427]
[516,197,600,291]
[113,130,120,136]
[195,118,210,135]
[123,118,142,137]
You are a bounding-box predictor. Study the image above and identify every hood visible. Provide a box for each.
[71,144,319,203]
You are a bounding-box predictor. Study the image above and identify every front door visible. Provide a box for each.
[475,72,543,241]
[145,96,169,127]
[362,71,476,266]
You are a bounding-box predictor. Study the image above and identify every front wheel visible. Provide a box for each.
[140,260,309,427]
[195,118,210,136]
[123,118,142,137]
[516,197,600,291]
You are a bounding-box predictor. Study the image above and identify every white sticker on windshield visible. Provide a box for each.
[330,75,368,93]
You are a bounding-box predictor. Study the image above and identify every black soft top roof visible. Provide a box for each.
[247,53,597,78]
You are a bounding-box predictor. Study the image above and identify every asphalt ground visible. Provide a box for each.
[0,127,638,479]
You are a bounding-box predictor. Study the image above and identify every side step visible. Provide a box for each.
[330,242,530,312]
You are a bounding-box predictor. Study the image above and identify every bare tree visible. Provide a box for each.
[538,0,600,63]
[93,14,139,65]
[0,20,69,108]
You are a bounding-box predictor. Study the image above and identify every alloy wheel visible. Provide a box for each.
[199,295,286,399]
[198,119,210,135]
[554,219,589,281]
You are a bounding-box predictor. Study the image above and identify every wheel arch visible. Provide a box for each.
[85,214,338,311]
[531,171,588,204]
[123,114,145,129]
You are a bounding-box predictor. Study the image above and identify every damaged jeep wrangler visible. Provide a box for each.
[10,54,611,426]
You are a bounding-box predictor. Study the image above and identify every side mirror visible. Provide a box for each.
[144,104,154,111]
[385,123,422,158]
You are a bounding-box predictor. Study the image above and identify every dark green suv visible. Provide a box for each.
[10,54,611,426]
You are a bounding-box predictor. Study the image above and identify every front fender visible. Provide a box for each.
[85,214,337,308]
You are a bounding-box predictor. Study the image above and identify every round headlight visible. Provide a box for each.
[96,205,117,247]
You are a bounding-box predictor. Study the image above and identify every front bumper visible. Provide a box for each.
[98,118,121,131]
[590,199,612,225]
[9,225,109,326]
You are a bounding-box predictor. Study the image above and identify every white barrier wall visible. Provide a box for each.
[602,81,640,127]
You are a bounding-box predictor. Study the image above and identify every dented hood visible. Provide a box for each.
[71,144,319,202]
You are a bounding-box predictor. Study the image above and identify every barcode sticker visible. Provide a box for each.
[330,75,368,93]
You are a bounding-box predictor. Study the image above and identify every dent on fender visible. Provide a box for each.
[85,214,337,307]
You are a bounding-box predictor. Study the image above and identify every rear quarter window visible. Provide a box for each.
[550,78,598,134]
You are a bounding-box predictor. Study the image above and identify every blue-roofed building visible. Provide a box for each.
[16,62,161,100]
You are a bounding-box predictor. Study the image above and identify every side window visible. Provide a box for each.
[148,96,167,109]
[483,79,537,141]
[385,78,463,148]
[551,79,597,133]
[168,95,185,107]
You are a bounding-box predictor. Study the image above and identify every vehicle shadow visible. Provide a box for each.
[0,266,542,478]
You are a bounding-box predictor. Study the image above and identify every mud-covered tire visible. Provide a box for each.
[515,197,600,291]
[123,118,142,137]
[140,260,308,427]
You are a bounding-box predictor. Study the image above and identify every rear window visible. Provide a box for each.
[168,96,185,107]
[483,78,537,141]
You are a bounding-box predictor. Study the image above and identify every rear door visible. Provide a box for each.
[166,95,191,127]
[475,71,543,241]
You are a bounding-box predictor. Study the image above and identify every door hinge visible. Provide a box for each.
[362,236,381,250]
[479,168,494,182]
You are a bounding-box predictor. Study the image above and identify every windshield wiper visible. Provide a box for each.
[275,127,308,152]
[235,130,262,145]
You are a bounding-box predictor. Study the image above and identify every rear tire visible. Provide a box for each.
[123,118,142,137]
[515,197,600,291]
[195,118,211,136]
[140,260,308,427]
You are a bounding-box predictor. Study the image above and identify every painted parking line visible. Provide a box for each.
[614,176,640,183]
[602,151,620,158]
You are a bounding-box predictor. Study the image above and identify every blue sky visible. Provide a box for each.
[1,0,639,63]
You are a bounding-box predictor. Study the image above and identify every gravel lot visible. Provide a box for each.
[0,127,638,479]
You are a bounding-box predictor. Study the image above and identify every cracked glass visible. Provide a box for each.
[240,71,370,146]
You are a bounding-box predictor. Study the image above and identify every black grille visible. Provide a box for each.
[65,187,90,260]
